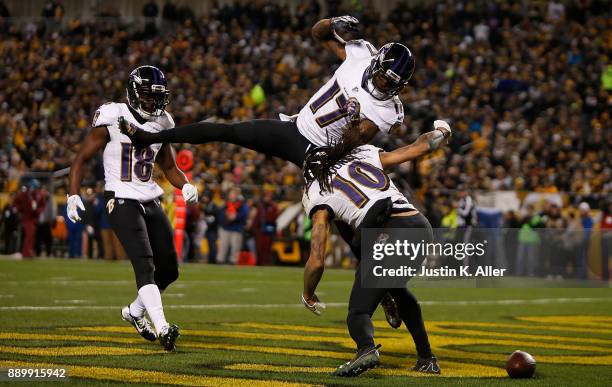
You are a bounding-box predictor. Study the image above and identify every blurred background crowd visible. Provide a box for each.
[0,0,609,280]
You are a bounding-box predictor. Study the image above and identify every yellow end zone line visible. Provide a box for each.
[517,315,612,328]
[420,321,612,336]
[0,360,320,387]
[0,345,158,356]
[69,325,612,349]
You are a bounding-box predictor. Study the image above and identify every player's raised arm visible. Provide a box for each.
[67,126,109,222]
[302,207,331,316]
[157,144,198,204]
[379,120,451,170]
[311,16,359,61]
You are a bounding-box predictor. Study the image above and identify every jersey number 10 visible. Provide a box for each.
[120,143,154,182]
[333,161,389,208]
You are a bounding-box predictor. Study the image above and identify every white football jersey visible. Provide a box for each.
[93,102,174,202]
[296,40,404,147]
[302,145,415,229]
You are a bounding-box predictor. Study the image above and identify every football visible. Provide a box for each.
[506,350,536,378]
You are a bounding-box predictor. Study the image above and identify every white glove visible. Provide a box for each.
[67,194,85,223]
[433,119,452,138]
[182,183,198,204]
[302,293,326,316]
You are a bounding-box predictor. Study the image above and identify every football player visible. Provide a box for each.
[300,120,451,376]
[67,65,198,351]
[119,15,428,327]
[118,16,416,167]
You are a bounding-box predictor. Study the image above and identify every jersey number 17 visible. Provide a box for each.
[309,80,349,127]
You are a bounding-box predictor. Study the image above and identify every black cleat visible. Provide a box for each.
[121,306,157,342]
[381,293,402,329]
[159,324,180,351]
[412,356,441,374]
[334,344,381,377]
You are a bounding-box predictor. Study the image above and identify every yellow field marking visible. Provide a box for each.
[71,326,351,344]
[426,326,612,346]
[0,345,158,356]
[0,332,141,345]
[379,334,612,366]
[223,322,351,335]
[417,320,612,336]
[516,315,612,329]
[0,360,319,387]
[225,361,507,378]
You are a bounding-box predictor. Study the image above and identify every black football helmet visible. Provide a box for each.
[126,65,170,119]
[363,43,415,100]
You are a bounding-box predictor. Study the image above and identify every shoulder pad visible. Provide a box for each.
[92,102,121,127]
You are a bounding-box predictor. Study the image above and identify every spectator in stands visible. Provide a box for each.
[203,195,220,264]
[542,203,566,279]
[216,187,249,264]
[600,200,612,281]
[253,190,279,266]
[35,185,55,257]
[143,0,159,36]
[516,205,544,277]
[41,0,63,19]
[1,192,19,254]
[0,1,10,18]
[184,200,202,262]
[575,202,593,279]
[13,181,45,258]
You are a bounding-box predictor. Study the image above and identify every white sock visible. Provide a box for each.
[129,295,146,318]
[138,284,169,334]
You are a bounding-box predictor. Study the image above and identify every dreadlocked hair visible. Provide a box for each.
[304,123,365,195]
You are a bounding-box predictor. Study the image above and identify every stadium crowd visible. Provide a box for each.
[0,1,610,277]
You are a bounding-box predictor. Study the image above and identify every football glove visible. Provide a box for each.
[330,15,359,44]
[433,119,452,139]
[428,120,452,150]
[182,183,198,204]
[345,97,361,123]
[118,116,136,137]
[66,194,85,223]
[301,293,326,316]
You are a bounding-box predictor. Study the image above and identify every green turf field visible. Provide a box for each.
[0,258,610,386]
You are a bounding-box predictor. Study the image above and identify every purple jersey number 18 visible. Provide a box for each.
[120,143,154,182]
